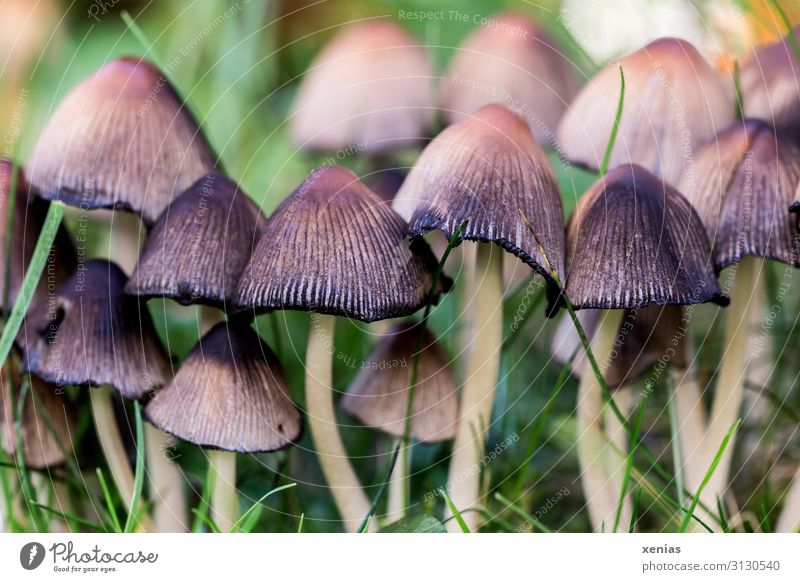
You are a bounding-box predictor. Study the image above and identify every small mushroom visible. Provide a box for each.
[234,165,445,531]
[558,38,734,186]
[442,11,580,145]
[26,57,216,225]
[565,164,723,531]
[126,173,265,309]
[394,102,564,531]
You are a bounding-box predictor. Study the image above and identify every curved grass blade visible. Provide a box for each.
[96,468,122,533]
[439,487,469,533]
[495,492,551,533]
[123,401,145,533]
[599,66,625,176]
[357,442,400,533]
[231,482,297,533]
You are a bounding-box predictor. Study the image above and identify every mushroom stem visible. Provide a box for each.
[306,314,372,532]
[692,258,762,521]
[601,387,633,530]
[576,308,624,532]
[445,243,503,532]
[89,385,152,532]
[776,466,800,532]
[144,424,188,532]
[670,352,707,490]
[209,449,238,531]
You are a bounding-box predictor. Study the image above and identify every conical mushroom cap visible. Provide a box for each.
[558,38,734,186]
[21,260,171,399]
[442,11,580,145]
[233,166,447,322]
[1,361,75,469]
[0,160,76,311]
[126,173,265,308]
[290,21,434,153]
[341,321,456,443]
[551,305,687,389]
[679,119,800,270]
[145,322,302,453]
[740,28,800,137]
[393,103,565,286]
[565,164,725,310]
[27,57,217,225]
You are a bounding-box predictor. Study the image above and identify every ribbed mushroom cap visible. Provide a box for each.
[290,20,434,153]
[740,28,800,137]
[551,305,687,389]
[233,166,447,322]
[557,38,734,186]
[565,164,725,310]
[341,321,456,443]
[27,57,217,225]
[145,322,302,453]
[1,361,75,469]
[680,119,800,270]
[0,160,76,311]
[393,103,565,285]
[442,11,580,145]
[21,259,171,399]
[126,173,265,308]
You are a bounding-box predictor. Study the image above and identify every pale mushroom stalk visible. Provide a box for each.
[209,450,238,531]
[144,424,188,532]
[776,466,800,533]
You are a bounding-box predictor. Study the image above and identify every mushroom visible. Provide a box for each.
[678,119,800,528]
[340,320,457,519]
[145,321,302,531]
[26,56,216,226]
[558,37,734,186]
[20,259,172,532]
[234,165,446,531]
[393,103,564,531]
[740,27,800,138]
[565,164,724,531]
[442,11,580,146]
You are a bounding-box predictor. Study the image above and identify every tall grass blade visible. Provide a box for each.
[231,482,297,533]
[439,487,470,533]
[599,66,625,176]
[613,391,648,532]
[495,492,552,533]
[96,468,122,533]
[123,401,145,533]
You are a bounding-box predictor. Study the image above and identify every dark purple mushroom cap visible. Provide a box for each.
[233,166,447,322]
[679,119,800,270]
[0,160,76,312]
[558,38,734,186]
[341,321,457,443]
[565,164,726,310]
[27,57,217,225]
[20,259,171,400]
[145,322,302,453]
[126,173,265,308]
[393,103,565,288]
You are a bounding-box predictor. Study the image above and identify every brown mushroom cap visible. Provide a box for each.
[233,166,447,322]
[740,27,800,137]
[145,322,302,453]
[393,103,565,287]
[558,38,734,186]
[126,173,265,308]
[21,259,171,399]
[565,164,725,310]
[341,321,457,443]
[1,358,75,469]
[290,20,434,153]
[442,11,580,145]
[26,57,217,225]
[0,160,76,312]
[679,119,800,270]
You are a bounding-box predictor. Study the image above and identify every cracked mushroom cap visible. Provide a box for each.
[565,164,725,310]
[442,11,580,145]
[679,119,800,270]
[233,166,448,322]
[393,103,565,291]
[27,57,217,225]
[21,259,171,400]
[290,20,434,153]
[145,322,302,453]
[558,38,734,186]
[126,173,265,308]
[341,321,457,443]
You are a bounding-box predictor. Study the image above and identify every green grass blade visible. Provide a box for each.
[191,508,221,533]
[230,482,297,532]
[14,375,45,530]
[599,66,625,176]
[733,60,745,120]
[123,401,146,533]
[629,488,641,532]
[192,461,215,532]
[297,513,304,533]
[2,154,20,309]
[31,502,105,532]
[613,391,648,532]
[358,443,400,533]
[439,488,470,533]
[494,492,552,533]
[96,468,122,533]
[667,376,686,511]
